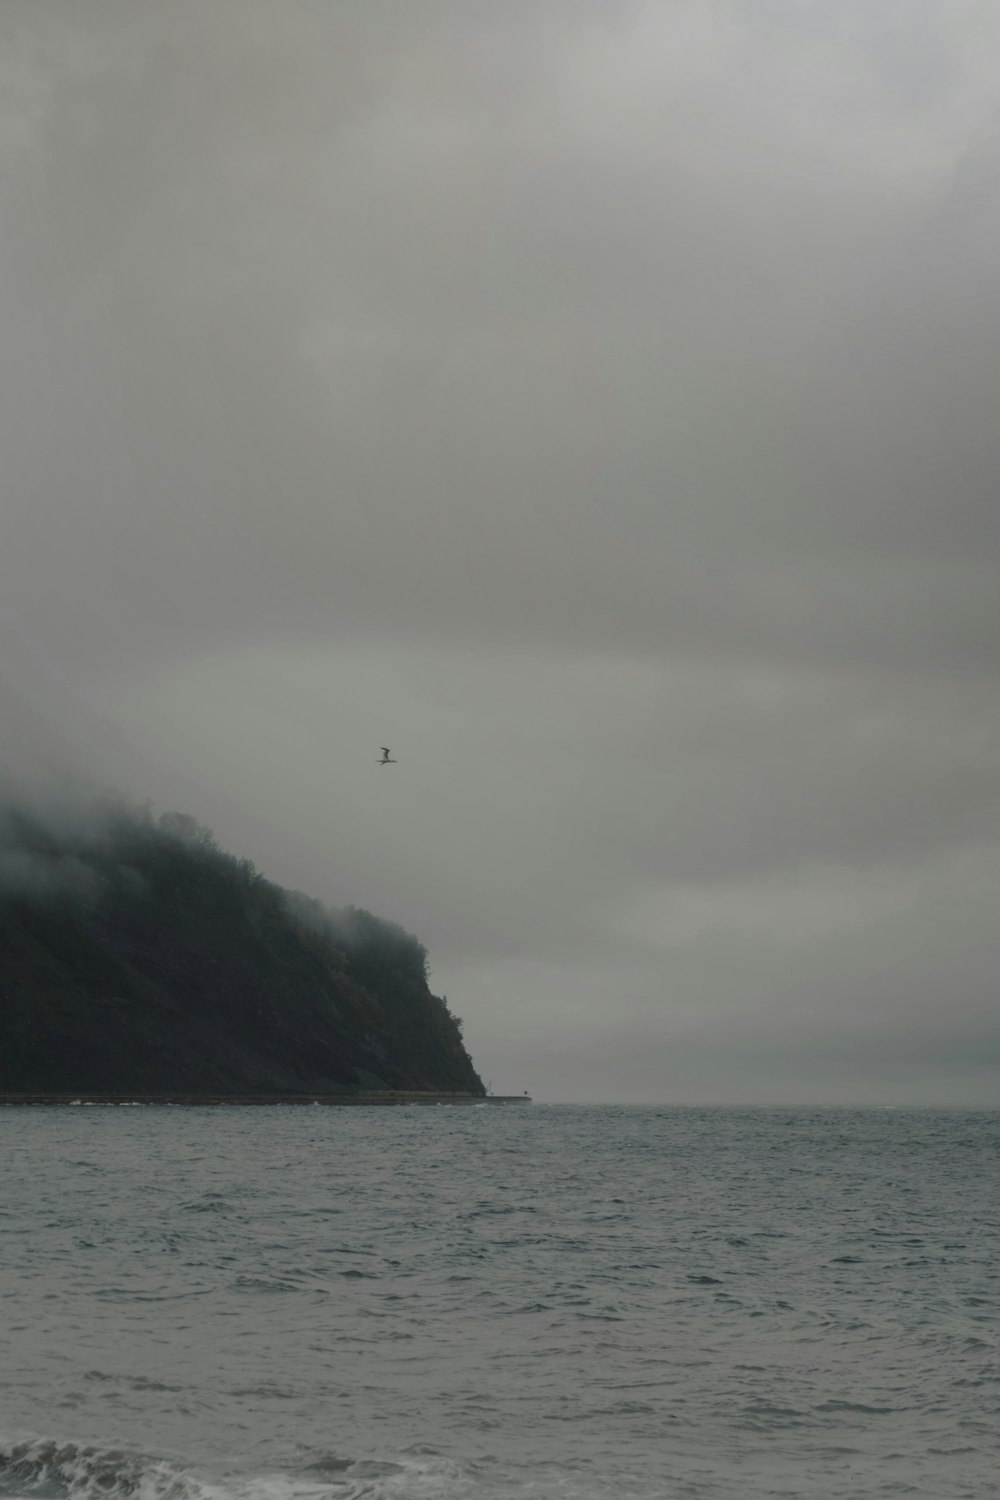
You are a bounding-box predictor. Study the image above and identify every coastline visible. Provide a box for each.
[0,1091,532,1107]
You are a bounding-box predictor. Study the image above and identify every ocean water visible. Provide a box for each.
[1,1106,997,1500]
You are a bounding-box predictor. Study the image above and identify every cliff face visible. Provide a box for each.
[0,804,483,1096]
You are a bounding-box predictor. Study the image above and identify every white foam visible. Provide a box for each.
[0,1443,475,1500]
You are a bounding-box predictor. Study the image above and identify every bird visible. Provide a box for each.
[378,747,397,764]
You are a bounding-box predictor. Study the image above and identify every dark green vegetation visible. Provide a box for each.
[0,801,483,1096]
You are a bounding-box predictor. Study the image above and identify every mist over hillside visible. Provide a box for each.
[0,794,482,1096]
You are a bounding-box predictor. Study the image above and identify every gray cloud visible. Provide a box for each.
[2,0,999,1100]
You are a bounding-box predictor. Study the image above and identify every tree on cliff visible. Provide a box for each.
[0,796,484,1096]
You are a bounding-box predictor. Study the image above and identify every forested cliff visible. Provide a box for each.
[0,801,482,1096]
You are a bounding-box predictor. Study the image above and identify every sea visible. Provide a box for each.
[1,1105,997,1500]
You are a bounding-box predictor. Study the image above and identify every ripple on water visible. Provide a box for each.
[1,1105,998,1500]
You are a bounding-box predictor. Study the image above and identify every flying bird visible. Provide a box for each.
[379,747,397,764]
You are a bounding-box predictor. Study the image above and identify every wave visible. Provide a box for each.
[0,1442,473,1500]
[0,1441,202,1500]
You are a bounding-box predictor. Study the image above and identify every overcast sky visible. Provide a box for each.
[2,0,999,1103]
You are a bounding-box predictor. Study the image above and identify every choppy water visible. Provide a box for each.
[1,1106,998,1500]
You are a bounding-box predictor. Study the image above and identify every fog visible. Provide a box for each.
[3,1,999,1101]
